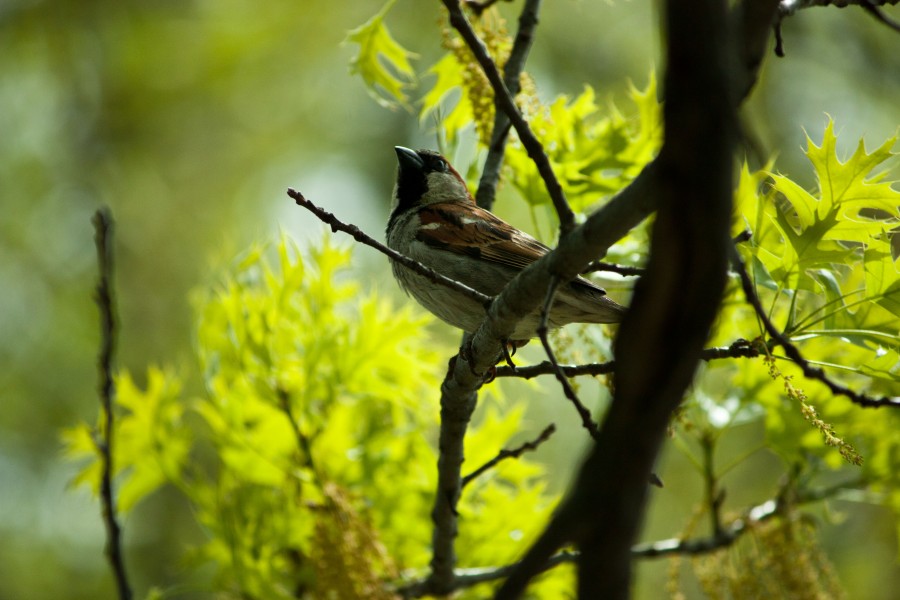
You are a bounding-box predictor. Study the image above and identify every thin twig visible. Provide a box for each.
[441,0,576,234]
[475,0,542,210]
[775,0,900,56]
[633,476,865,558]
[494,339,762,379]
[288,189,492,308]
[92,208,133,600]
[497,360,615,379]
[461,423,557,488]
[731,246,900,408]
[276,388,321,478]
[700,433,725,537]
[860,0,900,31]
[536,276,600,439]
[581,261,646,277]
[779,0,899,12]
[774,19,786,56]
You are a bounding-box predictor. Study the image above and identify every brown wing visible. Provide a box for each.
[416,203,549,269]
[416,203,607,296]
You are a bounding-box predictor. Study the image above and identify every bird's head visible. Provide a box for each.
[392,146,473,214]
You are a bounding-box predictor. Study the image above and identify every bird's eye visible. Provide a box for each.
[435,159,448,172]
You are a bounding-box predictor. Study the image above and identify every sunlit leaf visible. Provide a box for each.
[345,0,417,110]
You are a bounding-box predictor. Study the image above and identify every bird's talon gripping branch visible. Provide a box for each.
[501,340,518,369]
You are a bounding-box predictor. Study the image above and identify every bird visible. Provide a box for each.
[386,146,626,341]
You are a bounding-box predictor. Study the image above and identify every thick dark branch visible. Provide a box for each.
[92,208,132,600]
[392,2,779,595]
[734,0,782,95]
[494,340,761,379]
[426,351,481,595]
[441,0,576,233]
[497,0,742,595]
[731,247,900,408]
[289,189,492,308]
[475,0,542,210]
[461,423,556,488]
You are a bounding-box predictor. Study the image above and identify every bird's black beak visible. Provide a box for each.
[395,146,425,172]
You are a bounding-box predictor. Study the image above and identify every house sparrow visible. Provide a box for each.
[386,146,626,341]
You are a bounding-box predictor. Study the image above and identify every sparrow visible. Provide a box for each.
[385,146,627,341]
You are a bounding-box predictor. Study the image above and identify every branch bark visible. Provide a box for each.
[495,0,754,594]
[475,0,542,210]
[441,0,576,233]
[92,208,133,600]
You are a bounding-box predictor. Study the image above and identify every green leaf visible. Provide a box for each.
[505,74,662,216]
[419,52,474,142]
[344,0,417,110]
[61,423,103,494]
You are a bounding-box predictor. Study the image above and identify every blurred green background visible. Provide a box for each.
[2,0,898,598]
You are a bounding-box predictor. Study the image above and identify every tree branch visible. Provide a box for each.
[461,423,556,488]
[536,276,600,439]
[581,261,645,277]
[633,476,865,558]
[731,246,900,408]
[398,477,860,596]
[399,551,579,598]
[425,351,481,595]
[475,0,542,210]
[777,0,900,54]
[859,0,900,31]
[310,1,780,596]
[288,189,492,308]
[494,339,762,379]
[441,0,576,233]
[92,208,133,600]
[496,0,743,594]
[779,0,899,12]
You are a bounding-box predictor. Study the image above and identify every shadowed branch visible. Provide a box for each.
[92,208,133,600]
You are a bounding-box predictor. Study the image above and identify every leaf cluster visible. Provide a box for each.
[65,237,567,598]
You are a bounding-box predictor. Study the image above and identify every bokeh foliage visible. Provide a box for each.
[66,238,569,598]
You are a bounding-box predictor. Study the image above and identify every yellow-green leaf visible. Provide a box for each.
[345,0,417,110]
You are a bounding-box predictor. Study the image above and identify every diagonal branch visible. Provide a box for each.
[731,246,900,408]
[475,0,543,210]
[289,189,491,308]
[461,423,557,488]
[859,0,900,32]
[536,276,600,438]
[92,208,133,600]
[441,0,576,234]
